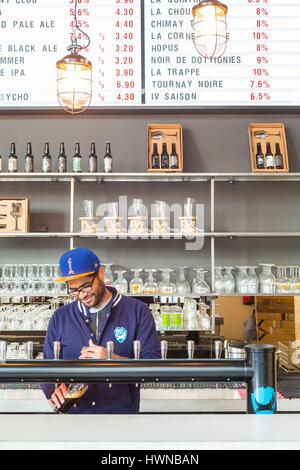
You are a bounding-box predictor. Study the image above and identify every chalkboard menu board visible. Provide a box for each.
[0,0,298,109]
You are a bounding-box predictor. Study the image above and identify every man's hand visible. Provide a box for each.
[79,340,127,359]
[79,340,108,359]
[48,383,68,410]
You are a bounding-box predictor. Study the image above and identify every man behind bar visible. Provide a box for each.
[41,247,160,413]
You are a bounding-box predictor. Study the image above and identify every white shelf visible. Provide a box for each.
[1,231,300,239]
[1,172,300,182]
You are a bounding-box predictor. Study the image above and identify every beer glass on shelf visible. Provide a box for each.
[104,263,114,287]
[160,305,171,331]
[215,266,225,294]
[158,269,176,295]
[144,269,158,294]
[193,268,210,294]
[183,298,198,330]
[170,305,183,330]
[288,266,300,294]
[149,304,161,330]
[113,270,128,294]
[176,266,191,294]
[247,266,259,294]
[0,266,5,297]
[223,266,236,294]
[276,266,289,294]
[130,269,144,294]
[236,266,249,294]
[259,264,276,294]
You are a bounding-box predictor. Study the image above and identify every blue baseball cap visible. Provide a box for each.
[56,247,102,282]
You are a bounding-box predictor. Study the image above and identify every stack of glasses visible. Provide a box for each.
[149,299,211,332]
[215,264,300,295]
[0,264,67,297]
[104,264,210,295]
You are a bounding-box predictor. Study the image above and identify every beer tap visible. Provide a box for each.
[224,340,229,359]
[106,341,114,360]
[187,340,195,360]
[0,341,7,362]
[214,340,222,359]
[133,340,141,360]
[53,341,61,360]
[161,340,168,360]
[53,341,61,389]
[133,340,141,388]
[106,341,114,388]
[26,341,33,360]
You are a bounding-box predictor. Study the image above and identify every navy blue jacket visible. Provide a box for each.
[41,288,161,413]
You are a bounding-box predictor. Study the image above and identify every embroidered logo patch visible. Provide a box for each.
[114,327,127,344]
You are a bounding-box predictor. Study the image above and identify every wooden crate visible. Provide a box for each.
[147,123,183,173]
[248,123,289,173]
[256,296,298,345]
[0,198,29,233]
[277,342,300,372]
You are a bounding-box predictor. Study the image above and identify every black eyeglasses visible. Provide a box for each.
[67,273,97,298]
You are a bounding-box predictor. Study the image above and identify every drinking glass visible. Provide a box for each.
[215,266,225,294]
[184,198,196,218]
[247,266,259,294]
[193,268,210,294]
[176,266,191,294]
[130,269,144,294]
[236,266,249,294]
[104,263,114,286]
[183,298,198,330]
[170,305,183,330]
[289,266,299,294]
[131,199,144,218]
[259,264,276,294]
[160,305,171,331]
[276,266,289,294]
[113,270,128,294]
[198,302,211,331]
[149,304,161,330]
[144,269,158,294]
[0,266,5,296]
[159,269,176,295]
[223,266,236,294]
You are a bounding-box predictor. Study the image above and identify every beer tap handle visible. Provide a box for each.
[187,340,195,360]
[0,341,7,361]
[133,340,141,360]
[106,341,114,360]
[214,340,222,359]
[161,340,168,360]
[53,341,61,360]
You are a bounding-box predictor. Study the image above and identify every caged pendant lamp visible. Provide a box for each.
[192,0,229,59]
[56,0,92,114]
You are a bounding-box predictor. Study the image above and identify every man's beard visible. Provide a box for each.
[81,280,106,308]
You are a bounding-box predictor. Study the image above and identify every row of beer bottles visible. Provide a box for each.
[0,142,113,173]
[256,142,284,170]
[151,143,179,170]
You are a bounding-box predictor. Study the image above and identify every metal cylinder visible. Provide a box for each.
[245,344,277,415]
[133,340,141,360]
[187,340,195,360]
[53,341,61,360]
[0,341,7,361]
[106,341,114,360]
[214,340,222,359]
[161,340,168,360]
[26,341,34,360]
